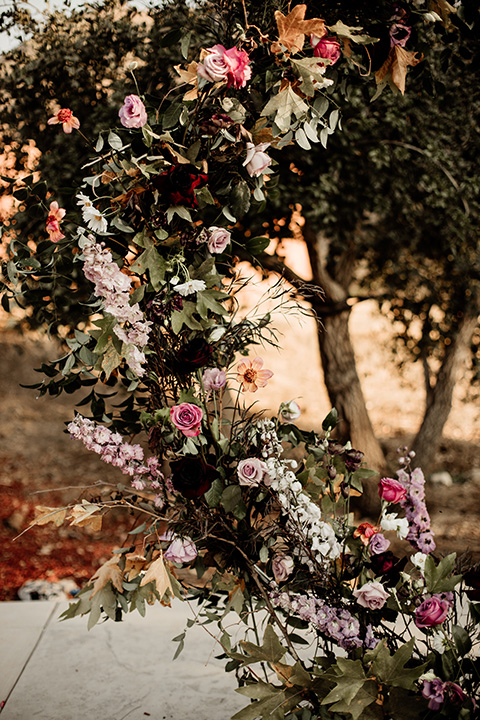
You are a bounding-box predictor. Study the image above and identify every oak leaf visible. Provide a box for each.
[174,61,198,101]
[271,4,325,55]
[34,505,67,527]
[89,556,124,598]
[140,553,173,601]
[375,45,423,95]
[124,553,148,579]
[69,500,103,531]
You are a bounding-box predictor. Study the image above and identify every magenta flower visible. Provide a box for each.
[378,477,407,504]
[415,595,450,628]
[170,403,203,437]
[310,35,341,65]
[46,201,66,242]
[119,94,148,129]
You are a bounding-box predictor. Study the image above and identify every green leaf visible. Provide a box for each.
[101,338,122,380]
[231,180,251,218]
[221,484,242,514]
[327,681,378,720]
[129,243,166,290]
[328,20,379,44]
[181,30,192,59]
[171,301,203,334]
[290,57,332,98]
[322,408,338,431]
[162,103,183,130]
[112,215,135,234]
[108,131,123,150]
[239,624,286,664]
[424,553,462,593]
[295,127,311,150]
[452,624,472,656]
[95,135,104,152]
[197,290,228,320]
[246,236,270,254]
[261,86,308,133]
[204,478,224,507]
[371,639,428,690]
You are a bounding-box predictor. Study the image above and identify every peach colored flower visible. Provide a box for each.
[237,357,273,392]
[46,201,66,242]
[353,521,378,546]
[47,108,80,134]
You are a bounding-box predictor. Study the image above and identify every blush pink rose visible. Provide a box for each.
[202,367,226,392]
[119,94,148,128]
[223,46,252,88]
[378,477,407,504]
[237,458,268,487]
[170,403,203,437]
[243,142,272,177]
[272,555,294,583]
[197,44,230,82]
[415,595,451,628]
[207,226,231,254]
[311,35,341,65]
[353,581,389,610]
[164,536,198,564]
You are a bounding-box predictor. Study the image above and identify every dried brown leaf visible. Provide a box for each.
[375,46,423,95]
[34,506,67,527]
[174,61,198,101]
[271,4,325,55]
[140,553,173,600]
[69,500,103,531]
[124,553,148,579]
[89,556,124,598]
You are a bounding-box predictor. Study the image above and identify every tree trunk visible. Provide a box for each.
[412,306,479,473]
[303,224,386,515]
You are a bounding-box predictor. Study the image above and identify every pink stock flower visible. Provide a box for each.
[46,201,66,242]
[170,402,203,437]
[164,536,198,564]
[310,35,341,65]
[237,458,269,487]
[119,94,148,129]
[47,108,80,134]
[378,477,407,504]
[415,595,451,628]
[243,142,272,177]
[237,357,273,392]
[353,581,389,610]
[206,226,231,254]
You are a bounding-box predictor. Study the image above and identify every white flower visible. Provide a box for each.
[380,512,409,540]
[410,552,428,574]
[175,279,206,296]
[431,630,447,654]
[76,192,94,209]
[279,400,301,421]
[82,206,108,233]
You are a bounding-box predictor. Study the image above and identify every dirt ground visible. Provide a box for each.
[1,260,479,600]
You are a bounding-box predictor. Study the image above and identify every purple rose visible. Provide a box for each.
[415,595,450,628]
[353,581,389,610]
[119,94,148,129]
[369,533,391,555]
[422,678,445,711]
[170,403,203,437]
[164,536,198,564]
[272,555,294,583]
[237,458,268,487]
[206,226,231,254]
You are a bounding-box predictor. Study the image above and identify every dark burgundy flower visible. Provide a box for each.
[200,113,235,135]
[344,448,364,472]
[152,164,208,208]
[370,551,407,586]
[177,338,213,373]
[170,456,217,499]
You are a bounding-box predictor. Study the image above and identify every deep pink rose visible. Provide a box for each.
[223,46,251,88]
[311,35,341,65]
[378,477,407,504]
[207,226,231,254]
[415,595,450,628]
[353,581,389,610]
[119,94,148,129]
[164,536,198,564]
[170,403,203,437]
[237,458,268,487]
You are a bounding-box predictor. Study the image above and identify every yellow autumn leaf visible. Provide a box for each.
[69,500,103,531]
[271,4,325,55]
[89,556,124,598]
[34,505,67,527]
[140,553,173,601]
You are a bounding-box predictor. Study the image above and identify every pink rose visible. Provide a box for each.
[170,403,203,437]
[353,581,389,610]
[164,536,198,564]
[415,595,451,628]
[272,555,294,583]
[378,477,407,504]
[207,226,231,254]
[202,367,226,392]
[223,46,251,89]
[237,458,268,487]
[197,44,230,82]
[119,94,148,129]
[243,142,272,177]
[311,35,341,65]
